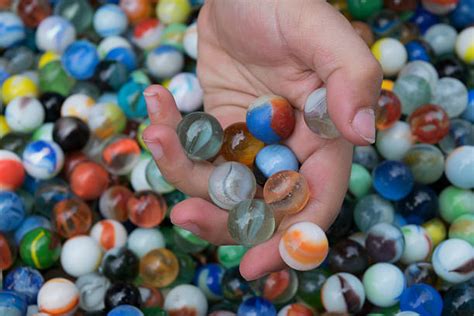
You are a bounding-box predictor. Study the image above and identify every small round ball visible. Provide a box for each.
[52,116,90,152]
[321,272,365,313]
[36,16,76,53]
[70,161,110,200]
[456,26,474,65]
[432,238,474,284]
[22,140,64,180]
[169,72,203,112]
[5,97,45,133]
[127,228,165,258]
[400,225,433,264]
[61,236,103,278]
[93,4,128,37]
[164,285,208,316]
[363,263,405,307]
[90,219,128,251]
[38,278,79,315]
[372,38,407,76]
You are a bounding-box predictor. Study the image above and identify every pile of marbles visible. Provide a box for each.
[0,0,473,316]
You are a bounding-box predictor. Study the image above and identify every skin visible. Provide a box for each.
[143,0,382,280]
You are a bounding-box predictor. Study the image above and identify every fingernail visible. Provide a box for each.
[144,140,164,160]
[180,223,201,236]
[352,108,376,144]
[143,91,160,113]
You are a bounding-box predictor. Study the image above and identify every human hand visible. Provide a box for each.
[142,0,382,280]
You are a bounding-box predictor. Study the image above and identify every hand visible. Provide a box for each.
[142,0,382,280]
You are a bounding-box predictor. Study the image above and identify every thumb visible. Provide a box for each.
[278,0,383,145]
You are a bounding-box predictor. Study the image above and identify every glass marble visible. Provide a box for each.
[424,23,457,56]
[442,278,474,315]
[432,238,474,284]
[396,185,438,225]
[0,12,26,49]
[101,135,141,175]
[328,239,369,275]
[117,81,147,118]
[60,235,103,278]
[348,163,372,199]
[353,145,380,170]
[400,225,433,264]
[93,4,128,37]
[133,19,163,51]
[177,112,224,161]
[140,285,164,308]
[3,267,43,305]
[363,263,405,308]
[140,248,179,288]
[183,22,198,59]
[217,245,247,269]
[449,214,474,246]
[393,75,432,115]
[296,268,329,310]
[405,39,434,62]
[277,303,313,316]
[228,199,275,247]
[75,272,111,312]
[145,159,175,194]
[303,88,339,139]
[376,121,413,160]
[445,146,474,189]
[146,45,184,79]
[368,9,402,38]
[70,161,110,200]
[354,194,395,232]
[88,102,127,140]
[376,89,402,130]
[372,160,414,201]
[321,272,365,314]
[33,179,72,217]
[255,144,299,180]
[52,116,90,152]
[439,186,474,223]
[19,228,61,270]
[279,221,329,271]
[109,305,144,316]
[372,38,408,77]
[209,162,257,210]
[94,61,129,93]
[157,0,191,24]
[127,228,165,259]
[164,284,208,316]
[105,282,142,311]
[160,23,187,51]
[422,218,447,247]
[4,46,34,75]
[404,262,437,287]
[263,170,309,216]
[403,144,444,184]
[90,219,128,252]
[237,297,276,316]
[365,223,404,263]
[439,119,474,154]
[246,95,295,144]
[169,72,204,112]
[0,233,16,270]
[37,278,79,314]
[54,0,93,33]
[0,291,28,316]
[61,93,95,123]
[52,198,93,238]
[102,247,139,282]
[222,267,251,302]
[17,0,51,28]
[127,191,167,228]
[456,26,474,65]
[39,60,76,96]
[0,191,25,232]
[435,56,467,83]
[194,263,225,301]
[106,46,138,72]
[432,77,468,118]
[398,60,438,93]
[400,284,442,316]
[13,214,52,245]
[0,133,29,156]
[170,251,196,287]
[5,97,45,133]
[347,0,383,19]
[250,269,298,305]
[61,40,99,81]
[119,0,152,25]
[35,16,76,53]
[220,122,265,167]
[1,74,38,104]
[99,185,133,222]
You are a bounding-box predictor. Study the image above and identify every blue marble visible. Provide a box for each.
[353,145,380,170]
[108,305,144,316]
[193,263,225,300]
[395,186,438,225]
[410,5,440,34]
[255,144,299,179]
[405,40,431,62]
[14,215,52,245]
[4,267,44,304]
[373,160,414,201]
[461,90,474,123]
[22,140,64,180]
[105,47,137,71]
[118,81,147,118]
[246,102,281,144]
[449,0,474,30]
[400,284,443,316]
[0,291,28,316]
[0,191,25,232]
[393,213,408,228]
[238,297,276,316]
[0,12,25,49]
[62,40,99,80]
